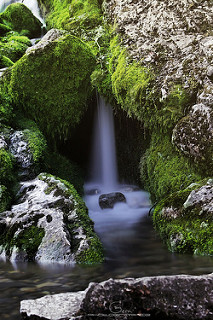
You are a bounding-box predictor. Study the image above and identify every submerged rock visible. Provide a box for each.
[99,192,126,209]
[20,274,213,320]
[0,173,103,264]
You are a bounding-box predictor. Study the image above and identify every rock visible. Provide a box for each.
[0,173,103,264]
[184,184,213,216]
[20,274,213,320]
[207,65,213,81]
[9,28,96,141]
[0,3,42,38]
[99,192,126,209]
[172,103,213,163]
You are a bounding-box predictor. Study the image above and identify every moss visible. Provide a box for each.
[0,3,42,38]
[0,184,10,212]
[0,149,14,187]
[45,0,102,34]
[14,226,45,261]
[140,132,201,202]
[0,32,31,65]
[0,22,12,36]
[44,151,84,195]
[9,33,96,142]
[0,76,13,124]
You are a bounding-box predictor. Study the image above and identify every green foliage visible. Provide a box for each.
[140,132,201,201]
[0,3,42,38]
[9,33,96,142]
[0,184,10,212]
[0,149,14,187]
[13,226,45,261]
[0,31,31,66]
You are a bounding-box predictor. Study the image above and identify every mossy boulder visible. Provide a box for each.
[0,173,104,264]
[9,29,96,141]
[0,32,31,66]
[0,3,42,38]
[153,179,213,256]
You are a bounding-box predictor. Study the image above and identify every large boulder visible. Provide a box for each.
[0,3,42,38]
[9,28,96,141]
[20,274,213,320]
[0,173,104,264]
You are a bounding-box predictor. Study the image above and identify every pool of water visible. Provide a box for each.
[1,188,212,319]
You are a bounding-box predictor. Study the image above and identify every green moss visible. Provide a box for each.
[23,128,47,163]
[0,184,10,212]
[0,149,14,187]
[14,226,45,261]
[44,151,84,195]
[45,0,102,34]
[0,3,42,38]
[0,76,13,124]
[0,32,31,65]
[9,33,96,142]
[0,23,12,36]
[140,132,201,202]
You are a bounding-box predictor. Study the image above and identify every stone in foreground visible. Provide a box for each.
[99,192,126,209]
[20,274,213,319]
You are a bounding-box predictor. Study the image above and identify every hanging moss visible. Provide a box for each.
[9,33,96,142]
[0,3,42,38]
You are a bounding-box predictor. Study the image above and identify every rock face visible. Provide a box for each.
[0,173,103,264]
[172,103,213,163]
[20,274,213,320]
[99,192,126,209]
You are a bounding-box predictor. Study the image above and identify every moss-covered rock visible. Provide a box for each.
[0,32,31,66]
[9,29,96,142]
[0,184,10,212]
[0,148,14,187]
[0,3,42,38]
[153,179,213,256]
[140,132,201,202]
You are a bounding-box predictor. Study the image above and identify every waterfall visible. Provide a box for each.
[88,96,118,193]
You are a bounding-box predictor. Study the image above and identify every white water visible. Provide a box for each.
[84,97,151,258]
[0,0,45,25]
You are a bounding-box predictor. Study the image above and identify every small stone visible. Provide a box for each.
[99,192,126,209]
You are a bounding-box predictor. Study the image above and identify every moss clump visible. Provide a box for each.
[9,33,96,142]
[13,226,45,261]
[140,132,201,202]
[0,23,12,36]
[0,32,31,66]
[0,76,13,124]
[0,3,42,38]
[45,0,102,34]
[0,149,14,187]
[44,151,84,195]
[0,184,10,212]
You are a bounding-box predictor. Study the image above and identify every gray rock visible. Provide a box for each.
[172,103,213,162]
[20,274,213,320]
[0,173,102,263]
[26,29,67,54]
[99,192,126,209]
[207,65,213,81]
[184,184,213,216]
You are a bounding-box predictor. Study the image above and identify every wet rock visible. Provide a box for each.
[0,173,103,263]
[20,274,213,320]
[99,192,126,209]
[172,103,213,163]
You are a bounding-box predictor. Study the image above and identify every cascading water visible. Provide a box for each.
[84,97,151,260]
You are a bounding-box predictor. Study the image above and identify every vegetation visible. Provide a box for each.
[9,33,96,142]
[0,3,42,38]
